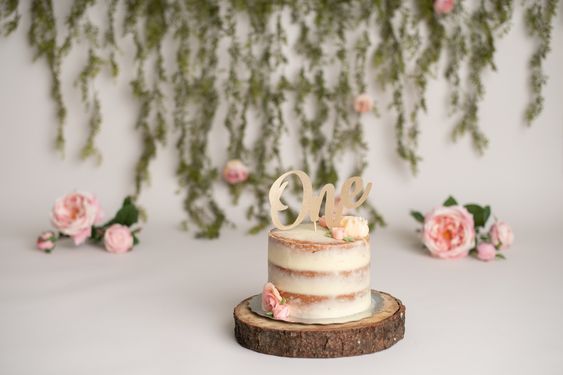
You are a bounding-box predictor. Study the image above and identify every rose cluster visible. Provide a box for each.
[36,192,141,254]
[261,282,289,321]
[319,215,369,241]
[411,196,514,261]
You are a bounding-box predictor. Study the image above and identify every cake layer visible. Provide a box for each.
[268,262,370,296]
[268,224,370,272]
[277,289,372,320]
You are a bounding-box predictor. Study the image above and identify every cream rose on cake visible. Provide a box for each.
[422,206,475,259]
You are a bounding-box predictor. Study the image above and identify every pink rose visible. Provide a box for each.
[354,94,374,113]
[272,303,289,321]
[36,231,56,252]
[104,224,133,254]
[261,282,282,312]
[477,243,496,262]
[489,221,514,250]
[423,206,475,259]
[331,226,345,240]
[51,192,103,245]
[223,159,249,184]
[434,0,455,15]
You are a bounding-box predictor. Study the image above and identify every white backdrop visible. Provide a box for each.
[0,3,562,375]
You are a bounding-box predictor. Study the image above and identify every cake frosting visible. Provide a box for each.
[267,223,371,320]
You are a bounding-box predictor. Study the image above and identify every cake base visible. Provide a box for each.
[233,290,405,358]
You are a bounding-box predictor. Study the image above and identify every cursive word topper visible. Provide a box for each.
[268,170,372,230]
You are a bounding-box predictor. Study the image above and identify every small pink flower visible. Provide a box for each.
[261,282,282,312]
[423,206,475,259]
[434,0,455,15]
[331,226,345,240]
[477,243,496,261]
[51,192,103,245]
[340,216,370,239]
[104,224,134,254]
[223,159,249,184]
[354,94,374,113]
[36,231,56,252]
[319,216,328,228]
[489,221,514,250]
[272,303,290,321]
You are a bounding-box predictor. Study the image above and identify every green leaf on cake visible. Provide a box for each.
[410,210,425,223]
[443,196,458,207]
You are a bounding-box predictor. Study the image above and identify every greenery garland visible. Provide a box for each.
[0,0,559,237]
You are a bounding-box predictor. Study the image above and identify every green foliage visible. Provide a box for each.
[443,196,458,207]
[1,0,560,237]
[410,210,425,224]
[524,0,558,125]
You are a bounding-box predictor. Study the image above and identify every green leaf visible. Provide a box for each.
[495,253,506,260]
[133,234,140,246]
[464,204,486,228]
[443,196,458,207]
[343,236,354,242]
[482,205,491,226]
[107,197,139,227]
[410,210,425,223]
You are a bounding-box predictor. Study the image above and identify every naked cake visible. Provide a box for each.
[267,221,371,321]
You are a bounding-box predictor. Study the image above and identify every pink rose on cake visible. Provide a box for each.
[261,282,289,321]
[422,206,475,259]
[489,221,514,250]
[104,224,134,254]
[223,159,249,184]
[51,191,103,245]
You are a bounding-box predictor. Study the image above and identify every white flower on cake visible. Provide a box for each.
[340,216,369,239]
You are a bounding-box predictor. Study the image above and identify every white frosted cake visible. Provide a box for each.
[267,222,371,320]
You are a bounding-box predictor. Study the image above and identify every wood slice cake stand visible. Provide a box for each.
[234,290,405,358]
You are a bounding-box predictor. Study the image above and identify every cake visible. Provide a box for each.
[267,222,371,321]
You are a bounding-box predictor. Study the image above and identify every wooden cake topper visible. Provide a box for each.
[268,170,372,230]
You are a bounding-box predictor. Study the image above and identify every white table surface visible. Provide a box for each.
[1,218,562,375]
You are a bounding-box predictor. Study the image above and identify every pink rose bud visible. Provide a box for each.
[272,303,290,321]
[222,159,249,185]
[354,94,374,113]
[261,282,282,312]
[434,0,455,15]
[51,191,103,245]
[489,221,514,250]
[104,224,134,254]
[477,243,496,262]
[422,206,475,259]
[331,226,345,241]
[319,216,327,228]
[36,231,56,252]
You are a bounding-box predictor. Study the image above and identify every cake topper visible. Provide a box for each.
[269,170,372,230]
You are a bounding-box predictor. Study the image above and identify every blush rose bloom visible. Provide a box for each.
[36,231,56,252]
[422,206,475,259]
[354,94,374,113]
[223,159,249,184]
[51,192,103,245]
[272,303,289,321]
[261,282,282,312]
[477,243,496,261]
[104,224,134,254]
[489,221,514,250]
[434,0,455,15]
[340,216,370,239]
[331,226,345,240]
